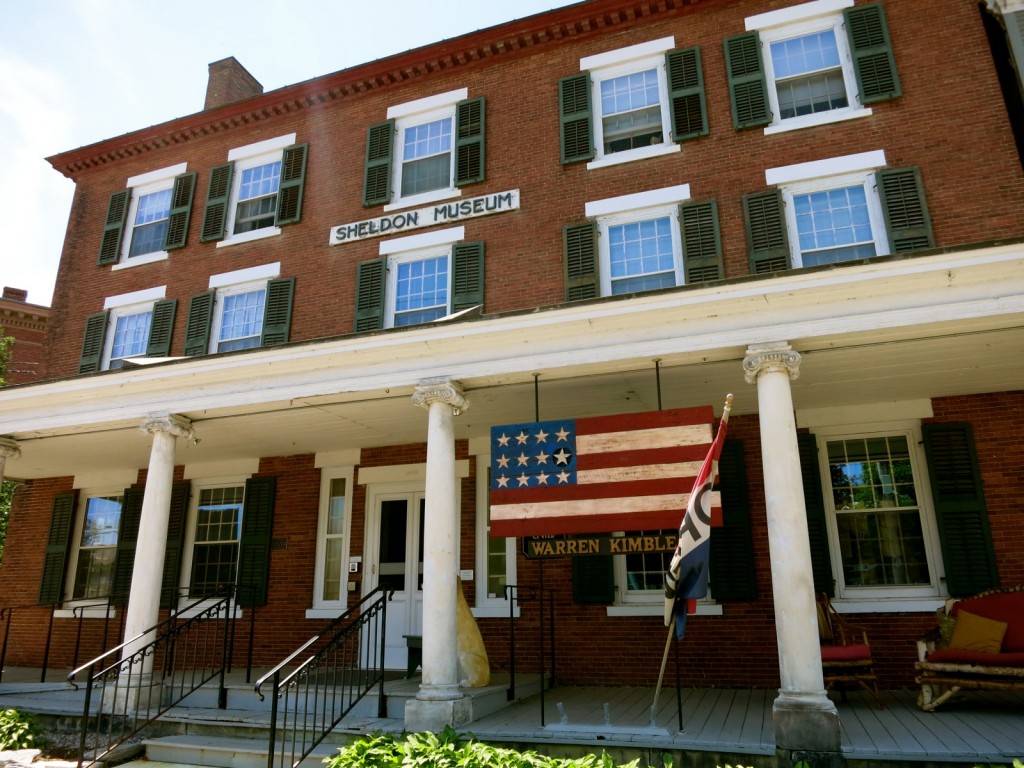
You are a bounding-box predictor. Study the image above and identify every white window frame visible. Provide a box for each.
[814,421,948,607]
[473,452,519,618]
[63,489,124,610]
[310,466,355,614]
[746,0,873,135]
[385,89,467,212]
[766,150,890,268]
[607,534,722,618]
[586,184,690,296]
[207,263,280,355]
[217,134,296,249]
[581,37,682,170]
[379,226,463,328]
[100,285,166,370]
[113,163,186,269]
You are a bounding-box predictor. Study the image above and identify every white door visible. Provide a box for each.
[365,486,425,670]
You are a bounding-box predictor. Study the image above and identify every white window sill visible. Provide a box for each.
[471,605,521,619]
[384,187,462,213]
[305,607,347,619]
[215,227,281,248]
[606,602,723,618]
[587,142,681,171]
[764,107,873,136]
[55,607,117,619]
[112,251,169,270]
[831,596,947,614]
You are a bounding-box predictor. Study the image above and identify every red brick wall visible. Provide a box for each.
[42,0,1024,380]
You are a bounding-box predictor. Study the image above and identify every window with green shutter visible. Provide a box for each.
[455,98,485,185]
[844,4,901,104]
[563,221,598,301]
[237,476,276,606]
[743,190,790,274]
[184,292,215,356]
[680,200,723,283]
[200,163,233,242]
[452,241,485,312]
[666,47,708,141]
[98,190,130,265]
[146,299,177,357]
[355,259,386,332]
[164,172,197,250]
[38,492,78,605]
[878,167,934,253]
[724,33,770,129]
[363,121,394,207]
[559,73,593,164]
[260,277,296,347]
[275,144,308,226]
[78,312,109,374]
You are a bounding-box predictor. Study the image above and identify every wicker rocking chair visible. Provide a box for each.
[816,592,884,709]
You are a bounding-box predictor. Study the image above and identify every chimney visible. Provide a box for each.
[204,57,263,110]
[2,287,28,302]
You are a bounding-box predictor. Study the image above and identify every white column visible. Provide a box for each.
[123,414,194,655]
[405,378,472,732]
[743,342,839,755]
[0,437,20,486]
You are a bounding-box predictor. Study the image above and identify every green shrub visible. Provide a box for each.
[0,708,41,751]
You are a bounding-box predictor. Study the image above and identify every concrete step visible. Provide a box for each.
[140,735,344,768]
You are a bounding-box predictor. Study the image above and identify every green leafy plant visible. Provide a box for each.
[0,708,42,750]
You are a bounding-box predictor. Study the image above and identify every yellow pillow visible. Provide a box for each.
[949,609,1007,653]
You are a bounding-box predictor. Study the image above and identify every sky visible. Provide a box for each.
[0,0,580,308]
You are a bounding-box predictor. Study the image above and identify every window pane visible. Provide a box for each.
[395,255,448,326]
[827,436,930,588]
[609,216,676,294]
[322,478,347,602]
[234,161,281,234]
[73,495,123,600]
[110,310,153,367]
[218,289,266,352]
[771,30,848,119]
[625,529,673,592]
[600,68,663,153]
[401,118,452,196]
[128,188,172,257]
[191,486,244,596]
[794,185,876,266]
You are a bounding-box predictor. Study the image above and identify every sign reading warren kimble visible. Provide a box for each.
[330,189,520,245]
[523,533,678,559]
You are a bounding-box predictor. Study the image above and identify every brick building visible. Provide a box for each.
[0,287,49,385]
[1,0,1023,754]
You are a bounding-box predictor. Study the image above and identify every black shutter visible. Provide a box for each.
[845,4,901,104]
[183,292,215,357]
[237,477,276,607]
[98,189,130,265]
[680,200,723,283]
[38,492,77,605]
[164,172,197,250]
[275,143,308,226]
[455,98,485,185]
[200,162,233,242]
[260,277,295,347]
[724,32,771,129]
[559,73,593,164]
[110,486,145,605]
[572,555,615,603]
[363,121,394,206]
[563,221,598,301]
[922,423,999,596]
[708,440,757,601]
[146,299,177,357]
[878,167,934,253]
[78,312,108,374]
[355,258,386,332]
[743,190,790,274]
[161,483,190,608]
[666,47,708,141]
[798,432,835,597]
[452,241,484,312]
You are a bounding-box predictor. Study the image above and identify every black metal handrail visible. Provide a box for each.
[0,601,60,684]
[254,586,394,768]
[503,583,555,723]
[68,587,239,768]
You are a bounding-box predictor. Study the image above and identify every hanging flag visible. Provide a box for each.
[489,406,718,537]
[664,394,733,639]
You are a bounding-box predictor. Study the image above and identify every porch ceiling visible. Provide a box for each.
[3,245,1023,480]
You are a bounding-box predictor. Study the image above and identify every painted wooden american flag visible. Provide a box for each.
[488,405,718,537]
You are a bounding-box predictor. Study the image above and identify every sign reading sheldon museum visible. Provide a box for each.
[330,189,520,245]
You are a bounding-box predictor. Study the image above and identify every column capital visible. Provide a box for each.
[140,414,194,440]
[743,343,801,384]
[412,379,469,415]
[0,437,21,461]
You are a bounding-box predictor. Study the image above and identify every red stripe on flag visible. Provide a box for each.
[576,444,710,470]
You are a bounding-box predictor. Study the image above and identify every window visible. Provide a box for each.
[564,184,724,301]
[617,529,675,602]
[354,227,484,332]
[97,163,196,267]
[70,494,123,600]
[746,151,934,274]
[312,468,355,613]
[78,286,176,374]
[726,1,900,133]
[183,263,295,356]
[189,485,245,598]
[363,90,485,208]
[560,37,707,168]
[200,134,308,246]
[474,455,518,616]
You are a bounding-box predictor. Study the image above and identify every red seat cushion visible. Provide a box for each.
[952,593,1024,652]
[927,648,1024,666]
[820,643,871,662]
